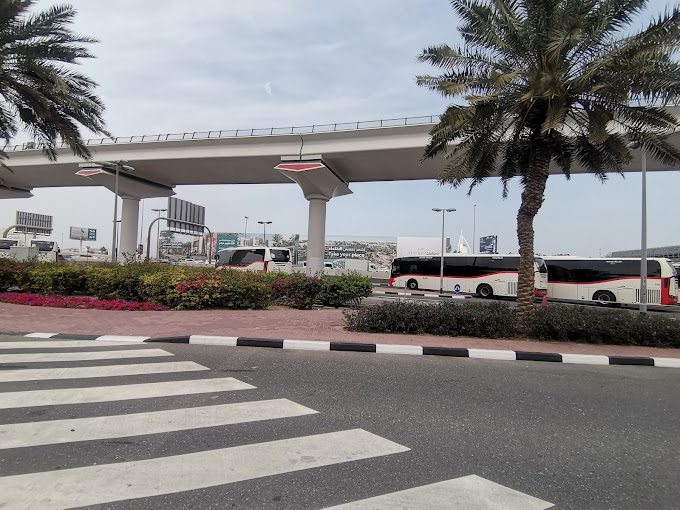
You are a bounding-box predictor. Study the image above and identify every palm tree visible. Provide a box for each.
[417,0,680,324]
[0,0,108,162]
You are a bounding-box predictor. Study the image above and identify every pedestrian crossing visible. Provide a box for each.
[0,336,553,509]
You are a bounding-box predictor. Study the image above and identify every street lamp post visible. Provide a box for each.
[244,216,249,246]
[152,208,167,260]
[640,150,648,314]
[258,221,272,246]
[472,204,477,254]
[432,208,456,294]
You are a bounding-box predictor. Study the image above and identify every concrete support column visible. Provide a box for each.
[306,197,328,275]
[119,198,140,262]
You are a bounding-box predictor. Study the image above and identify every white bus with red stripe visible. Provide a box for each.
[544,257,678,305]
[216,247,292,273]
[389,254,548,298]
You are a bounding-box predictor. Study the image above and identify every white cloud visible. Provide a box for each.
[264,82,273,96]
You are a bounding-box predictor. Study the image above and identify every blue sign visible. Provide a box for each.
[454,284,461,293]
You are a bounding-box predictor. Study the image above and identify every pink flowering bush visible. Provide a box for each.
[0,292,169,311]
[271,273,322,309]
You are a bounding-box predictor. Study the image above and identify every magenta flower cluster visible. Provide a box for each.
[0,292,169,311]
[175,273,220,294]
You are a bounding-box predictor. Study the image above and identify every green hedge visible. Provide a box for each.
[530,306,680,348]
[320,273,373,308]
[0,258,374,311]
[140,270,272,310]
[344,300,516,338]
[344,301,680,348]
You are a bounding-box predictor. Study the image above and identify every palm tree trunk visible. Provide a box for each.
[516,143,551,332]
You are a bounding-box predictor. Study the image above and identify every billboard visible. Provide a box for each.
[167,197,205,236]
[216,235,238,251]
[396,237,451,258]
[15,211,52,235]
[479,235,498,254]
[70,227,96,241]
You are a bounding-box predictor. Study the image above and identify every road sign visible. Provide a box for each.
[70,227,97,241]
[454,284,461,293]
[167,197,205,236]
[15,211,52,235]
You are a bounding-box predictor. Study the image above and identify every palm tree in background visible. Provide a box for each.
[0,0,108,163]
[417,0,680,324]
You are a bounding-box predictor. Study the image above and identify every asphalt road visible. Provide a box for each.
[0,336,678,509]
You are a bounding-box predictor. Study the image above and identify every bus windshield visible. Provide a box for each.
[534,257,548,274]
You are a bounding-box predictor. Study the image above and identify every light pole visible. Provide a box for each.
[640,150,648,314]
[432,208,456,294]
[472,204,477,254]
[244,216,249,246]
[258,221,272,247]
[152,208,167,260]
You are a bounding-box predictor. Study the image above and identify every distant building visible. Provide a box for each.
[609,245,680,261]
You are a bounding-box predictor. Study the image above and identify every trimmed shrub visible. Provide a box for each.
[86,263,170,301]
[0,258,28,291]
[140,269,272,310]
[344,300,517,338]
[530,306,680,348]
[319,273,373,307]
[15,263,88,295]
[271,273,322,309]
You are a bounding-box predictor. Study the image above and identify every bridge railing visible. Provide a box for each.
[2,115,439,152]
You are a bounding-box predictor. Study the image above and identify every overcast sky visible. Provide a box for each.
[0,0,676,256]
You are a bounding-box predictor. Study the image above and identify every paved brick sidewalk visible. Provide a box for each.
[1,302,678,358]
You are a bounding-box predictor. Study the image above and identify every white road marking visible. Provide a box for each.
[653,357,680,368]
[559,353,610,365]
[0,429,409,509]
[0,340,132,349]
[0,361,208,383]
[375,344,423,355]
[468,349,517,361]
[0,348,172,364]
[189,335,238,346]
[283,339,331,350]
[23,333,58,338]
[324,475,553,509]
[0,377,255,409]
[95,335,150,342]
[0,398,317,449]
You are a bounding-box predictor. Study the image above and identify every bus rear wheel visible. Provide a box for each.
[406,279,419,291]
[593,290,616,305]
[476,283,493,298]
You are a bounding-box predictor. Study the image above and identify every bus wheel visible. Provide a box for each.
[406,279,419,291]
[477,284,493,298]
[593,290,616,305]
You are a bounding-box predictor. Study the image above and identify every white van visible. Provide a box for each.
[216,247,292,273]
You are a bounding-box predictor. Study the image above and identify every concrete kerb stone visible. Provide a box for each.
[2,331,679,369]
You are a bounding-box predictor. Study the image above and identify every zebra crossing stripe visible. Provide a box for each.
[323,475,553,509]
[0,429,409,509]
[0,348,173,364]
[0,340,136,349]
[0,361,208,383]
[0,398,317,449]
[0,377,255,409]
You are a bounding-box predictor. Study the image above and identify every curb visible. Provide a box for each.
[3,332,679,369]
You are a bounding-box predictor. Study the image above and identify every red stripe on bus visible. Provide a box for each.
[548,277,664,285]
[389,272,519,286]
